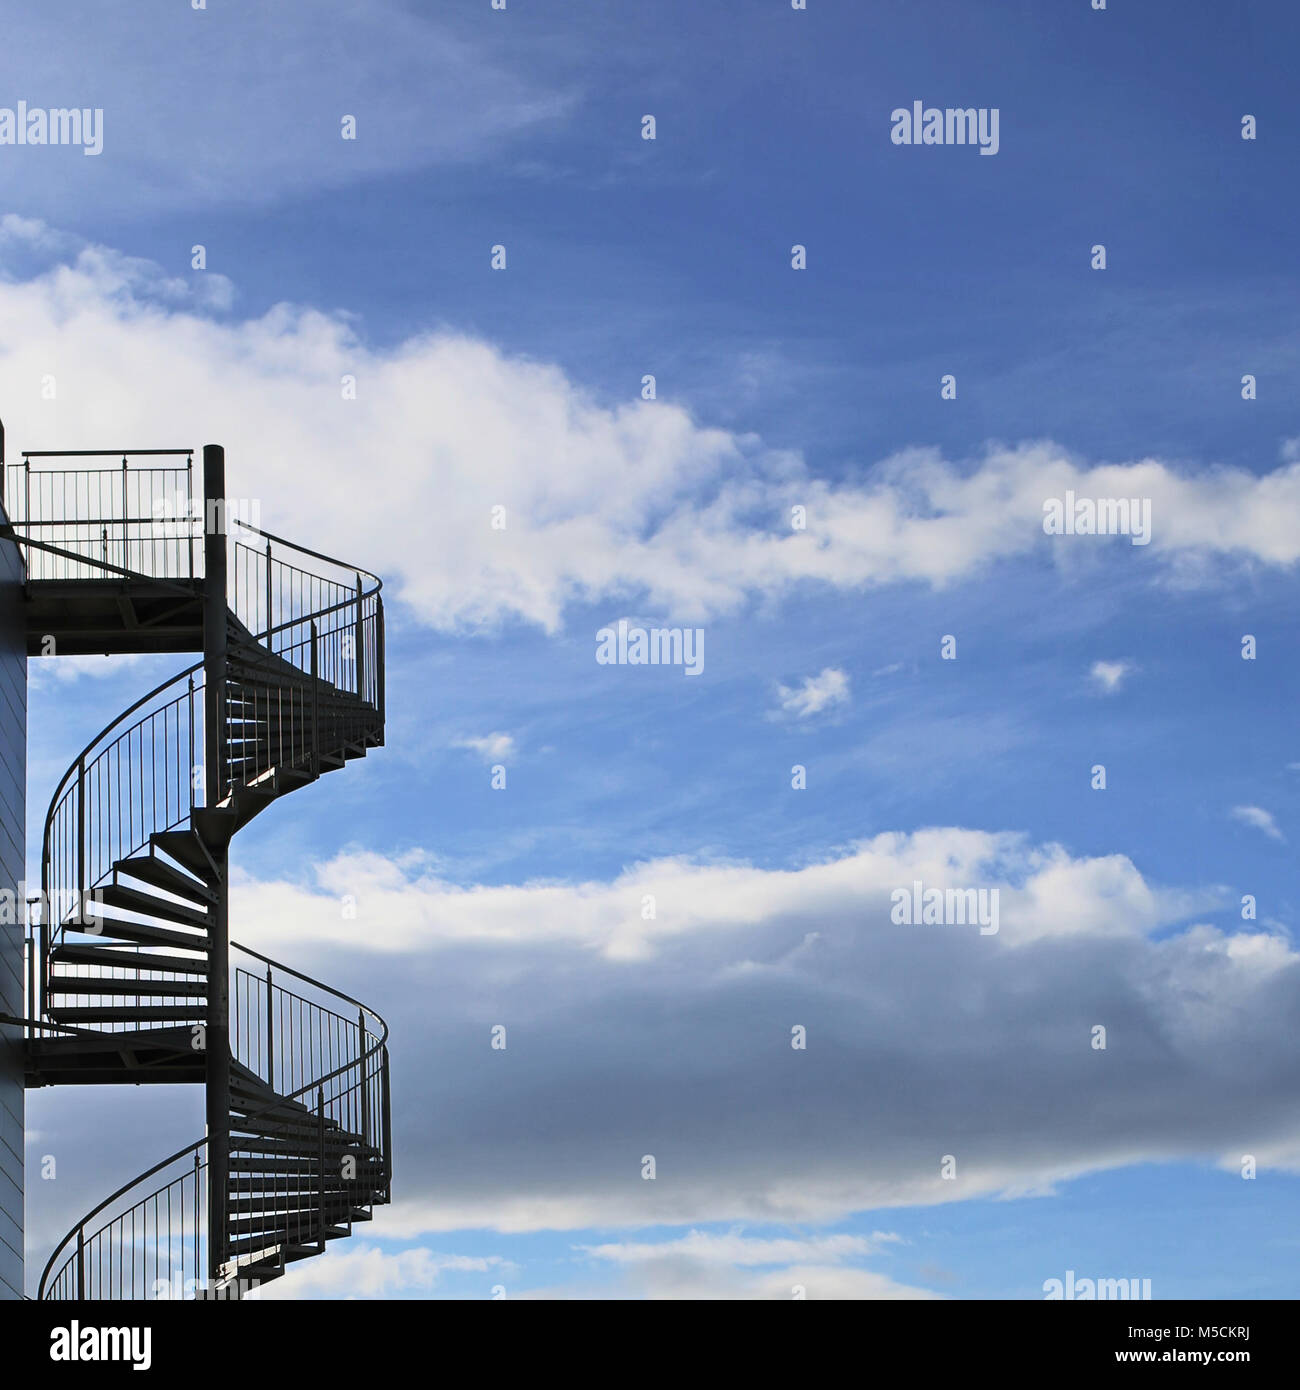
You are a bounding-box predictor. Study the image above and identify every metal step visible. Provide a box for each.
[228,1193,375,1216]
[227,1183,384,1206]
[271,766,316,789]
[46,975,208,998]
[226,1226,349,1257]
[232,1104,359,1136]
[231,1257,286,1285]
[69,914,209,953]
[226,1212,343,1239]
[98,882,211,930]
[47,1004,207,1024]
[230,1148,384,1169]
[49,944,209,975]
[228,1089,316,1119]
[150,830,214,878]
[228,1157,337,1176]
[228,1156,382,1178]
[228,1103,321,1132]
[233,1117,365,1150]
[230,1137,376,1165]
[235,1245,320,1279]
[113,853,216,905]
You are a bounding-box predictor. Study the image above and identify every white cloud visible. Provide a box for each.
[775,667,850,719]
[231,828,1189,959]
[4,222,1300,640]
[257,1244,507,1300]
[564,1230,935,1300]
[1230,805,1284,842]
[27,652,152,685]
[577,1229,899,1266]
[195,826,1300,1240]
[32,827,1300,1257]
[609,1263,937,1301]
[1089,660,1131,694]
[453,732,515,762]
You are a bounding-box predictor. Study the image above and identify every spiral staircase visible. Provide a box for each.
[2,442,391,1299]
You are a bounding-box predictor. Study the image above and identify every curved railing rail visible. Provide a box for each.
[37,943,391,1300]
[41,661,205,965]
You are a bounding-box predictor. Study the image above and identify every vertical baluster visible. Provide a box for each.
[376,595,385,726]
[266,966,275,1090]
[316,1086,326,1251]
[189,1151,199,1295]
[310,621,319,771]
[75,755,85,927]
[187,675,196,810]
[186,453,194,580]
[358,1009,370,1148]
[24,932,33,1039]
[354,573,364,699]
[265,539,273,645]
[381,1050,391,1196]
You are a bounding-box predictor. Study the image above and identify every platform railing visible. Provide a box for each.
[3,451,200,581]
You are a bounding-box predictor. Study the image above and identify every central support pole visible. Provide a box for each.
[202,443,230,1286]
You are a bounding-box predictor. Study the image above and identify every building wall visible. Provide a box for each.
[0,504,25,1300]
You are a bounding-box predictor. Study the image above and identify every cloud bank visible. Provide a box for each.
[3,219,1300,640]
[214,827,1300,1240]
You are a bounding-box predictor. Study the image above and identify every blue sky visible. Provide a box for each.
[6,0,1300,1298]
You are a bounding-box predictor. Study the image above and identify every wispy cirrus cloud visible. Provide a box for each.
[0,1,577,216]
[1231,805,1284,842]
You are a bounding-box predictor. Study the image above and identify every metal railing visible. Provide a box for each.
[39,1149,210,1301]
[3,451,199,581]
[232,943,387,1157]
[38,660,207,1025]
[37,946,391,1300]
[232,525,383,709]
